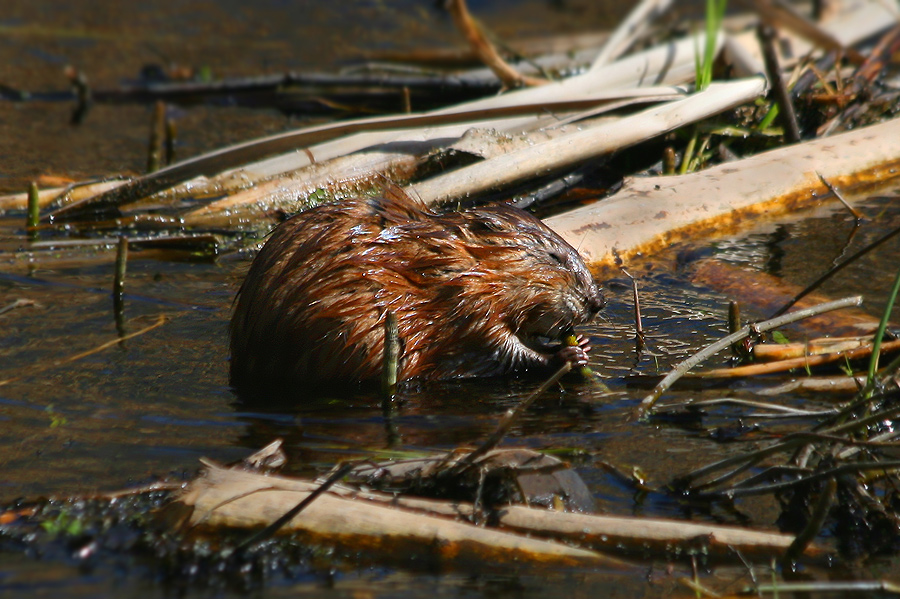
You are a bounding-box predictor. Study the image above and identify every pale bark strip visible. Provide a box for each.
[700,339,900,378]
[177,462,828,561]
[178,463,627,570]
[590,0,674,69]
[0,180,128,213]
[494,505,829,559]
[408,77,767,206]
[546,117,900,274]
[60,34,710,218]
[179,150,424,229]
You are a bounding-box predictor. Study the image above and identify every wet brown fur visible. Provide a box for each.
[229,189,604,395]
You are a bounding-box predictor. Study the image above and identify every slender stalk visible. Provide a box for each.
[113,236,128,330]
[865,267,900,395]
[113,236,128,301]
[662,146,677,175]
[27,181,40,240]
[0,314,167,387]
[235,461,356,551]
[728,300,750,360]
[451,362,571,473]
[757,23,801,143]
[164,114,177,166]
[381,311,400,400]
[696,0,726,92]
[816,171,864,221]
[679,128,699,174]
[147,100,165,173]
[770,224,900,318]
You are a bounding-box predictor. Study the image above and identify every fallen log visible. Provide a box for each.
[547,117,900,275]
[172,459,829,567]
[175,461,627,571]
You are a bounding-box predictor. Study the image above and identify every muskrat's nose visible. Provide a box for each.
[588,291,606,315]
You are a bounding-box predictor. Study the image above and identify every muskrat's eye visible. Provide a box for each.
[548,252,565,266]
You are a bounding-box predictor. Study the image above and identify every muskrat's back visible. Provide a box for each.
[229,189,604,396]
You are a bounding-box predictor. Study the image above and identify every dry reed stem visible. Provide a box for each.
[447,0,547,88]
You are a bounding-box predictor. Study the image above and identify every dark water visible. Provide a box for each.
[2,1,900,597]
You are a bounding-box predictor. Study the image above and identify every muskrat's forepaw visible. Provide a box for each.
[556,335,591,367]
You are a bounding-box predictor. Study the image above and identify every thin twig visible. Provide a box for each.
[864,267,900,396]
[655,397,836,417]
[697,459,900,499]
[451,362,571,473]
[381,311,400,400]
[146,100,165,173]
[446,0,547,88]
[816,171,864,220]
[27,181,40,240]
[0,314,168,386]
[783,477,835,564]
[0,298,40,317]
[637,296,863,416]
[757,22,802,143]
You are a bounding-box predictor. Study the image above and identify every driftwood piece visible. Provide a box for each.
[493,505,829,560]
[547,117,900,275]
[174,460,828,565]
[176,462,626,571]
[754,375,869,395]
[753,336,890,362]
[408,77,767,206]
[699,339,900,378]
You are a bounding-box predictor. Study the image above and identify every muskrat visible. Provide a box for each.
[229,188,605,395]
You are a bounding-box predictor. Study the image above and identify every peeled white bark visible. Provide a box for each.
[408,77,767,206]
[546,117,900,273]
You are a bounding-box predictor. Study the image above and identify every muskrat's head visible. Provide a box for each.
[457,204,606,348]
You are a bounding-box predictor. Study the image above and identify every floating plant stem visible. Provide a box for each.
[637,296,863,417]
[770,223,900,319]
[381,311,400,400]
[147,101,165,173]
[113,236,128,323]
[164,112,177,166]
[0,314,167,387]
[27,181,40,240]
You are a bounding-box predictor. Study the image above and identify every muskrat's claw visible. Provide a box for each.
[556,334,591,367]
